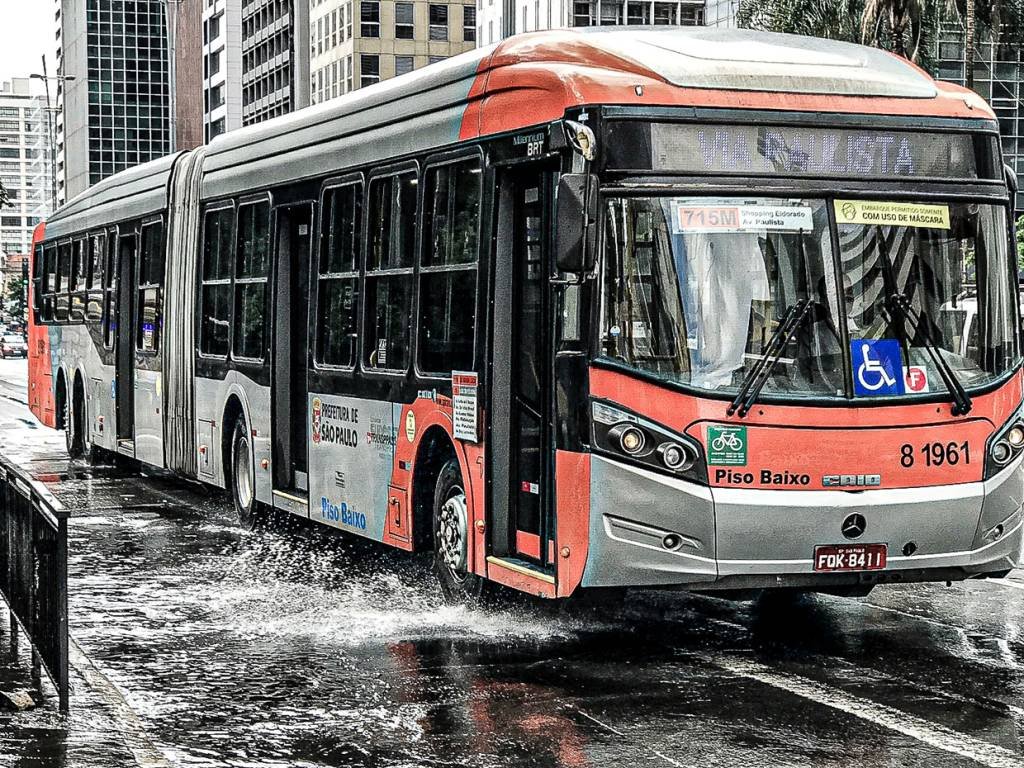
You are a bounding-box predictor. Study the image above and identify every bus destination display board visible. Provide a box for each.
[647,123,981,179]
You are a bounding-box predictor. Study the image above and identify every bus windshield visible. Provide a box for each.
[600,196,1019,401]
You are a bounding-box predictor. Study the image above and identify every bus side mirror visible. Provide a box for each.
[555,173,598,274]
[1006,163,1018,195]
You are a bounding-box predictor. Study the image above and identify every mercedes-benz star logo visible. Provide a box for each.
[842,513,866,540]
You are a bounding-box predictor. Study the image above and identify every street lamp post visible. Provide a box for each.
[30,57,75,213]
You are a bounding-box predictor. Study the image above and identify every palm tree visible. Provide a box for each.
[861,0,926,61]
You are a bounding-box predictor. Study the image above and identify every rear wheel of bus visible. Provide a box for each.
[64,376,85,461]
[433,458,491,604]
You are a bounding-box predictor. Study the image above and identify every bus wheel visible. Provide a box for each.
[230,418,263,530]
[65,386,84,460]
[433,459,489,604]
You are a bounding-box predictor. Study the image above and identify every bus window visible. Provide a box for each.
[41,244,56,322]
[199,206,235,357]
[316,181,362,369]
[137,220,165,352]
[70,239,87,321]
[103,232,117,348]
[365,171,416,371]
[233,200,271,361]
[86,232,105,323]
[31,243,42,320]
[54,242,71,322]
[418,158,480,375]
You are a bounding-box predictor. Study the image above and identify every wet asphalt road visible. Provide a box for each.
[0,358,1023,767]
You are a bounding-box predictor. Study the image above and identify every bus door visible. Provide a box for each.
[272,203,313,496]
[115,229,138,450]
[490,165,557,572]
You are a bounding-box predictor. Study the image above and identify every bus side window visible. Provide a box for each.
[54,242,71,323]
[417,157,480,376]
[42,244,57,323]
[137,220,165,353]
[364,170,416,372]
[103,232,117,348]
[199,206,236,358]
[316,181,362,369]
[31,243,43,321]
[233,200,271,361]
[86,232,105,323]
[70,238,87,322]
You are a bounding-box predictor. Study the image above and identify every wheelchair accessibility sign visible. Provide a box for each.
[851,339,904,397]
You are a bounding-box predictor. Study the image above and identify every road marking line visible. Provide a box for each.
[707,655,1024,768]
[68,636,176,768]
[573,708,687,767]
[992,579,1024,593]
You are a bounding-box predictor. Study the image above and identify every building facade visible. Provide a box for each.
[241,0,310,125]
[308,0,477,104]
[476,0,715,46]
[933,26,1024,216]
[203,0,244,141]
[0,80,48,256]
[58,0,174,202]
[27,95,55,228]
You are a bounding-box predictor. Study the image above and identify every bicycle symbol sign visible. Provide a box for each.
[851,339,904,397]
[707,425,747,466]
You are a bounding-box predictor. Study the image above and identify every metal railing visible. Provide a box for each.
[0,457,69,711]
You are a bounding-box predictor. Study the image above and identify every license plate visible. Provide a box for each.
[813,543,887,572]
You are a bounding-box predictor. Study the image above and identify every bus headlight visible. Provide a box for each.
[991,440,1014,465]
[610,424,647,455]
[1007,424,1024,449]
[657,442,695,472]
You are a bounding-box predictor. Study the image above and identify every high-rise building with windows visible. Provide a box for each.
[241,0,310,125]
[58,0,174,202]
[0,80,48,256]
[476,0,708,46]
[933,26,1023,216]
[27,95,55,228]
[203,0,244,140]
[308,0,477,104]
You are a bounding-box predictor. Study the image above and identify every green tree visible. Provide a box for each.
[4,273,24,328]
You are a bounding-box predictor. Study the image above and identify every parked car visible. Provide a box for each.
[1,334,27,358]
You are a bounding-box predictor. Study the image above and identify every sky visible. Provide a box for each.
[0,1,58,93]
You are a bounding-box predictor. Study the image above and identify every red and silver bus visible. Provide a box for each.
[28,28,1023,600]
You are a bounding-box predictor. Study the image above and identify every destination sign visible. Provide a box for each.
[648,124,980,179]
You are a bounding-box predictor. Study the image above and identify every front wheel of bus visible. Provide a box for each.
[230,418,263,530]
[433,459,489,605]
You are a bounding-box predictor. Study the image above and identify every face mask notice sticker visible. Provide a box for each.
[851,339,905,397]
[834,200,950,230]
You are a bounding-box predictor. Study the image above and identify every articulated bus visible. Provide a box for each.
[28,28,1024,600]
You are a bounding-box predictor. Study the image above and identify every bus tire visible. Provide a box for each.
[65,380,84,460]
[432,458,490,604]
[230,417,264,530]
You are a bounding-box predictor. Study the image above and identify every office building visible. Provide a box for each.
[203,0,244,140]
[0,80,48,256]
[933,25,1024,216]
[27,95,55,228]
[242,0,310,125]
[308,0,477,104]
[476,0,709,46]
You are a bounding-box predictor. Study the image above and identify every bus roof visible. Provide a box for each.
[46,28,994,229]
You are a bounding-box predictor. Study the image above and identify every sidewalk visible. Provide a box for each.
[0,620,138,768]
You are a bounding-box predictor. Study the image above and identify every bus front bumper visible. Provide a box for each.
[580,455,1024,592]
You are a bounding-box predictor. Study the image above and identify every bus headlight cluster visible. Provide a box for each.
[985,414,1024,478]
[591,400,706,484]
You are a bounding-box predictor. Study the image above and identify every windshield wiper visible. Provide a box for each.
[888,292,973,416]
[728,298,816,418]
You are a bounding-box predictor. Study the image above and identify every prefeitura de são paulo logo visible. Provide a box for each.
[311,397,323,444]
